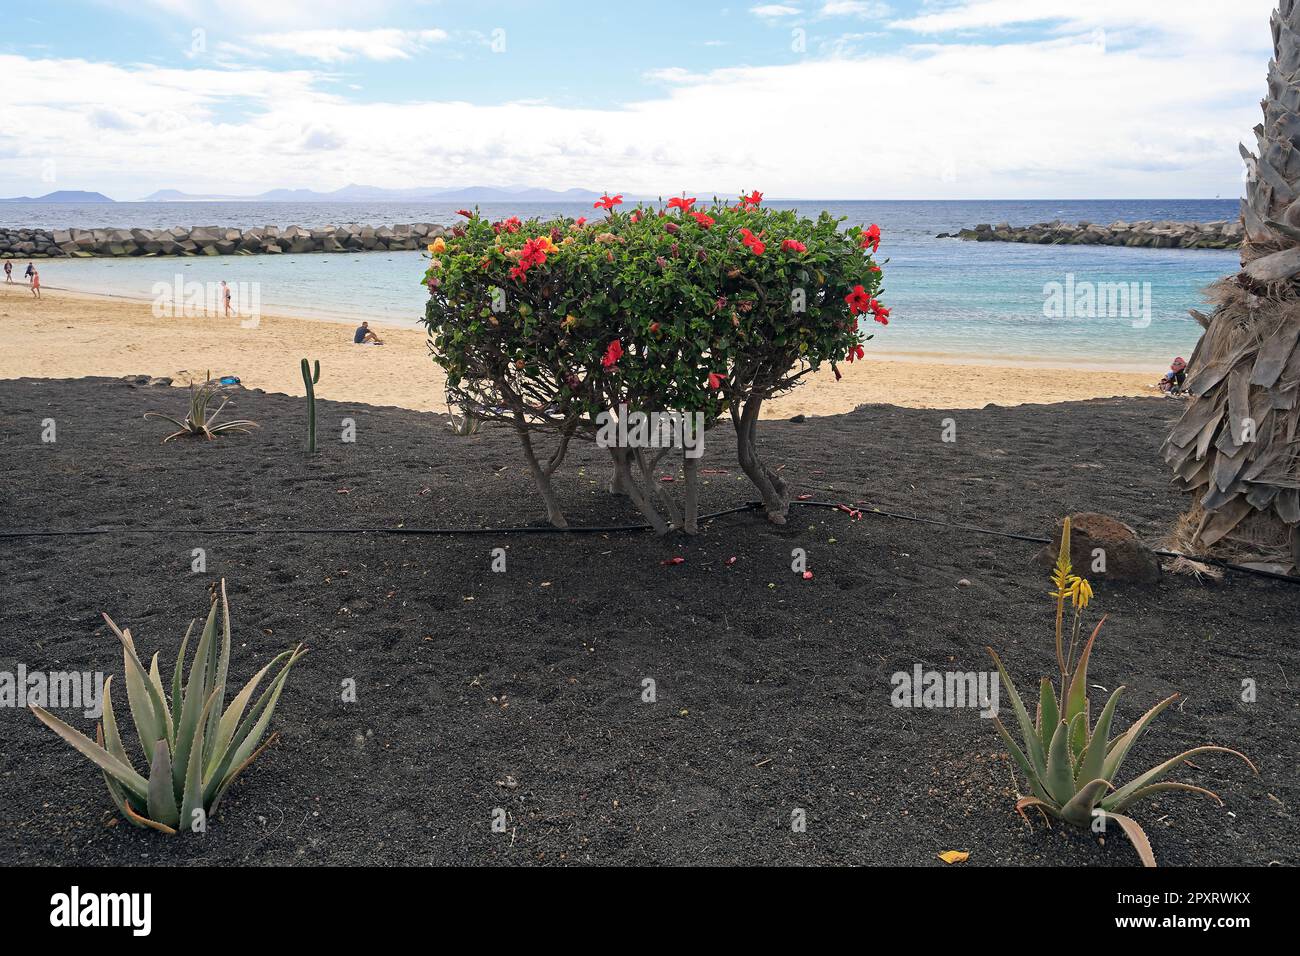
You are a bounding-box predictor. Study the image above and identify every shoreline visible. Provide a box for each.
[0,284,1168,413]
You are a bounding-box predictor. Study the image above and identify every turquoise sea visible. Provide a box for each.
[4,198,1240,372]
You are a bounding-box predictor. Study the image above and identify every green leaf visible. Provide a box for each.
[1043,719,1076,805]
[1058,778,1113,827]
[986,647,1046,778]
[1104,746,1256,811]
[205,650,291,780]
[1075,685,1125,788]
[1038,677,1058,754]
[173,598,219,796]
[180,686,221,830]
[100,675,130,766]
[1102,811,1156,867]
[146,739,180,828]
[30,705,149,801]
[1103,693,1179,781]
[203,581,233,766]
[171,619,193,736]
[107,617,167,765]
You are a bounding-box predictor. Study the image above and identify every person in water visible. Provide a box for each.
[354,321,384,345]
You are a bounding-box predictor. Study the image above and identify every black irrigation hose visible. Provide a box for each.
[3,498,1299,587]
[0,503,763,539]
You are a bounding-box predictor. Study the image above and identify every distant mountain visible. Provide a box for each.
[0,190,115,203]
[137,184,612,203]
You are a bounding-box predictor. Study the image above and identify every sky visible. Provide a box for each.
[0,0,1281,200]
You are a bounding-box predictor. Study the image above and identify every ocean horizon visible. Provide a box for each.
[9,197,1240,372]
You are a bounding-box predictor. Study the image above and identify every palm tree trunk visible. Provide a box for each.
[1163,0,1300,572]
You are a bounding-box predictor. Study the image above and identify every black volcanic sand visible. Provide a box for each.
[0,376,1295,867]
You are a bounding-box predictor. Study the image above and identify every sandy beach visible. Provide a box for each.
[0,283,1161,413]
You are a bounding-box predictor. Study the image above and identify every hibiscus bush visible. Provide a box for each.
[421,192,888,533]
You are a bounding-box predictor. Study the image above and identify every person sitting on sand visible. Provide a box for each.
[354,321,384,345]
[1159,356,1187,394]
[29,268,40,299]
[3,261,11,283]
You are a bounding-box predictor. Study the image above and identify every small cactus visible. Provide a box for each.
[301,359,320,454]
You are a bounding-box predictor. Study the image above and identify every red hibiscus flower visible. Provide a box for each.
[456,209,473,219]
[691,211,715,229]
[740,227,766,256]
[594,194,624,211]
[781,239,807,253]
[602,339,623,369]
[861,223,881,253]
[845,343,865,363]
[741,190,763,208]
[574,216,587,227]
[845,284,872,315]
[668,196,696,212]
[870,301,890,325]
[708,372,726,390]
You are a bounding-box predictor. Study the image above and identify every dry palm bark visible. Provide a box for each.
[1163,1,1300,573]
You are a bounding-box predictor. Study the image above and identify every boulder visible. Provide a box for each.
[1035,513,1161,585]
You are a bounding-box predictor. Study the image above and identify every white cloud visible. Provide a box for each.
[750,5,802,19]
[0,4,1278,201]
[242,28,448,62]
[820,1,889,17]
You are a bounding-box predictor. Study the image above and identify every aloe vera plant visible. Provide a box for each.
[988,517,1256,866]
[30,581,305,834]
[145,372,258,442]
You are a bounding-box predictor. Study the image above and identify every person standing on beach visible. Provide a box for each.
[24,261,34,281]
[221,280,233,317]
[3,261,11,283]
[29,268,40,299]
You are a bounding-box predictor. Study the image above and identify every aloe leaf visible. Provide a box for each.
[986,647,1046,777]
[203,582,233,766]
[107,617,167,764]
[205,650,289,780]
[209,732,279,819]
[171,620,193,735]
[120,798,178,835]
[172,599,219,796]
[30,705,149,801]
[1014,795,1058,827]
[1106,746,1257,809]
[993,716,1035,782]
[209,647,304,800]
[100,676,130,766]
[1075,685,1125,788]
[1058,778,1113,827]
[147,653,173,749]
[1038,678,1058,755]
[180,686,220,830]
[1064,618,1103,727]
[1103,693,1180,781]
[1102,811,1156,867]
[1105,780,1225,813]
[97,723,145,824]
[1043,719,1076,805]
[146,739,180,828]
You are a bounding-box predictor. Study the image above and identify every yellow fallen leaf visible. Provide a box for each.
[938,850,969,865]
